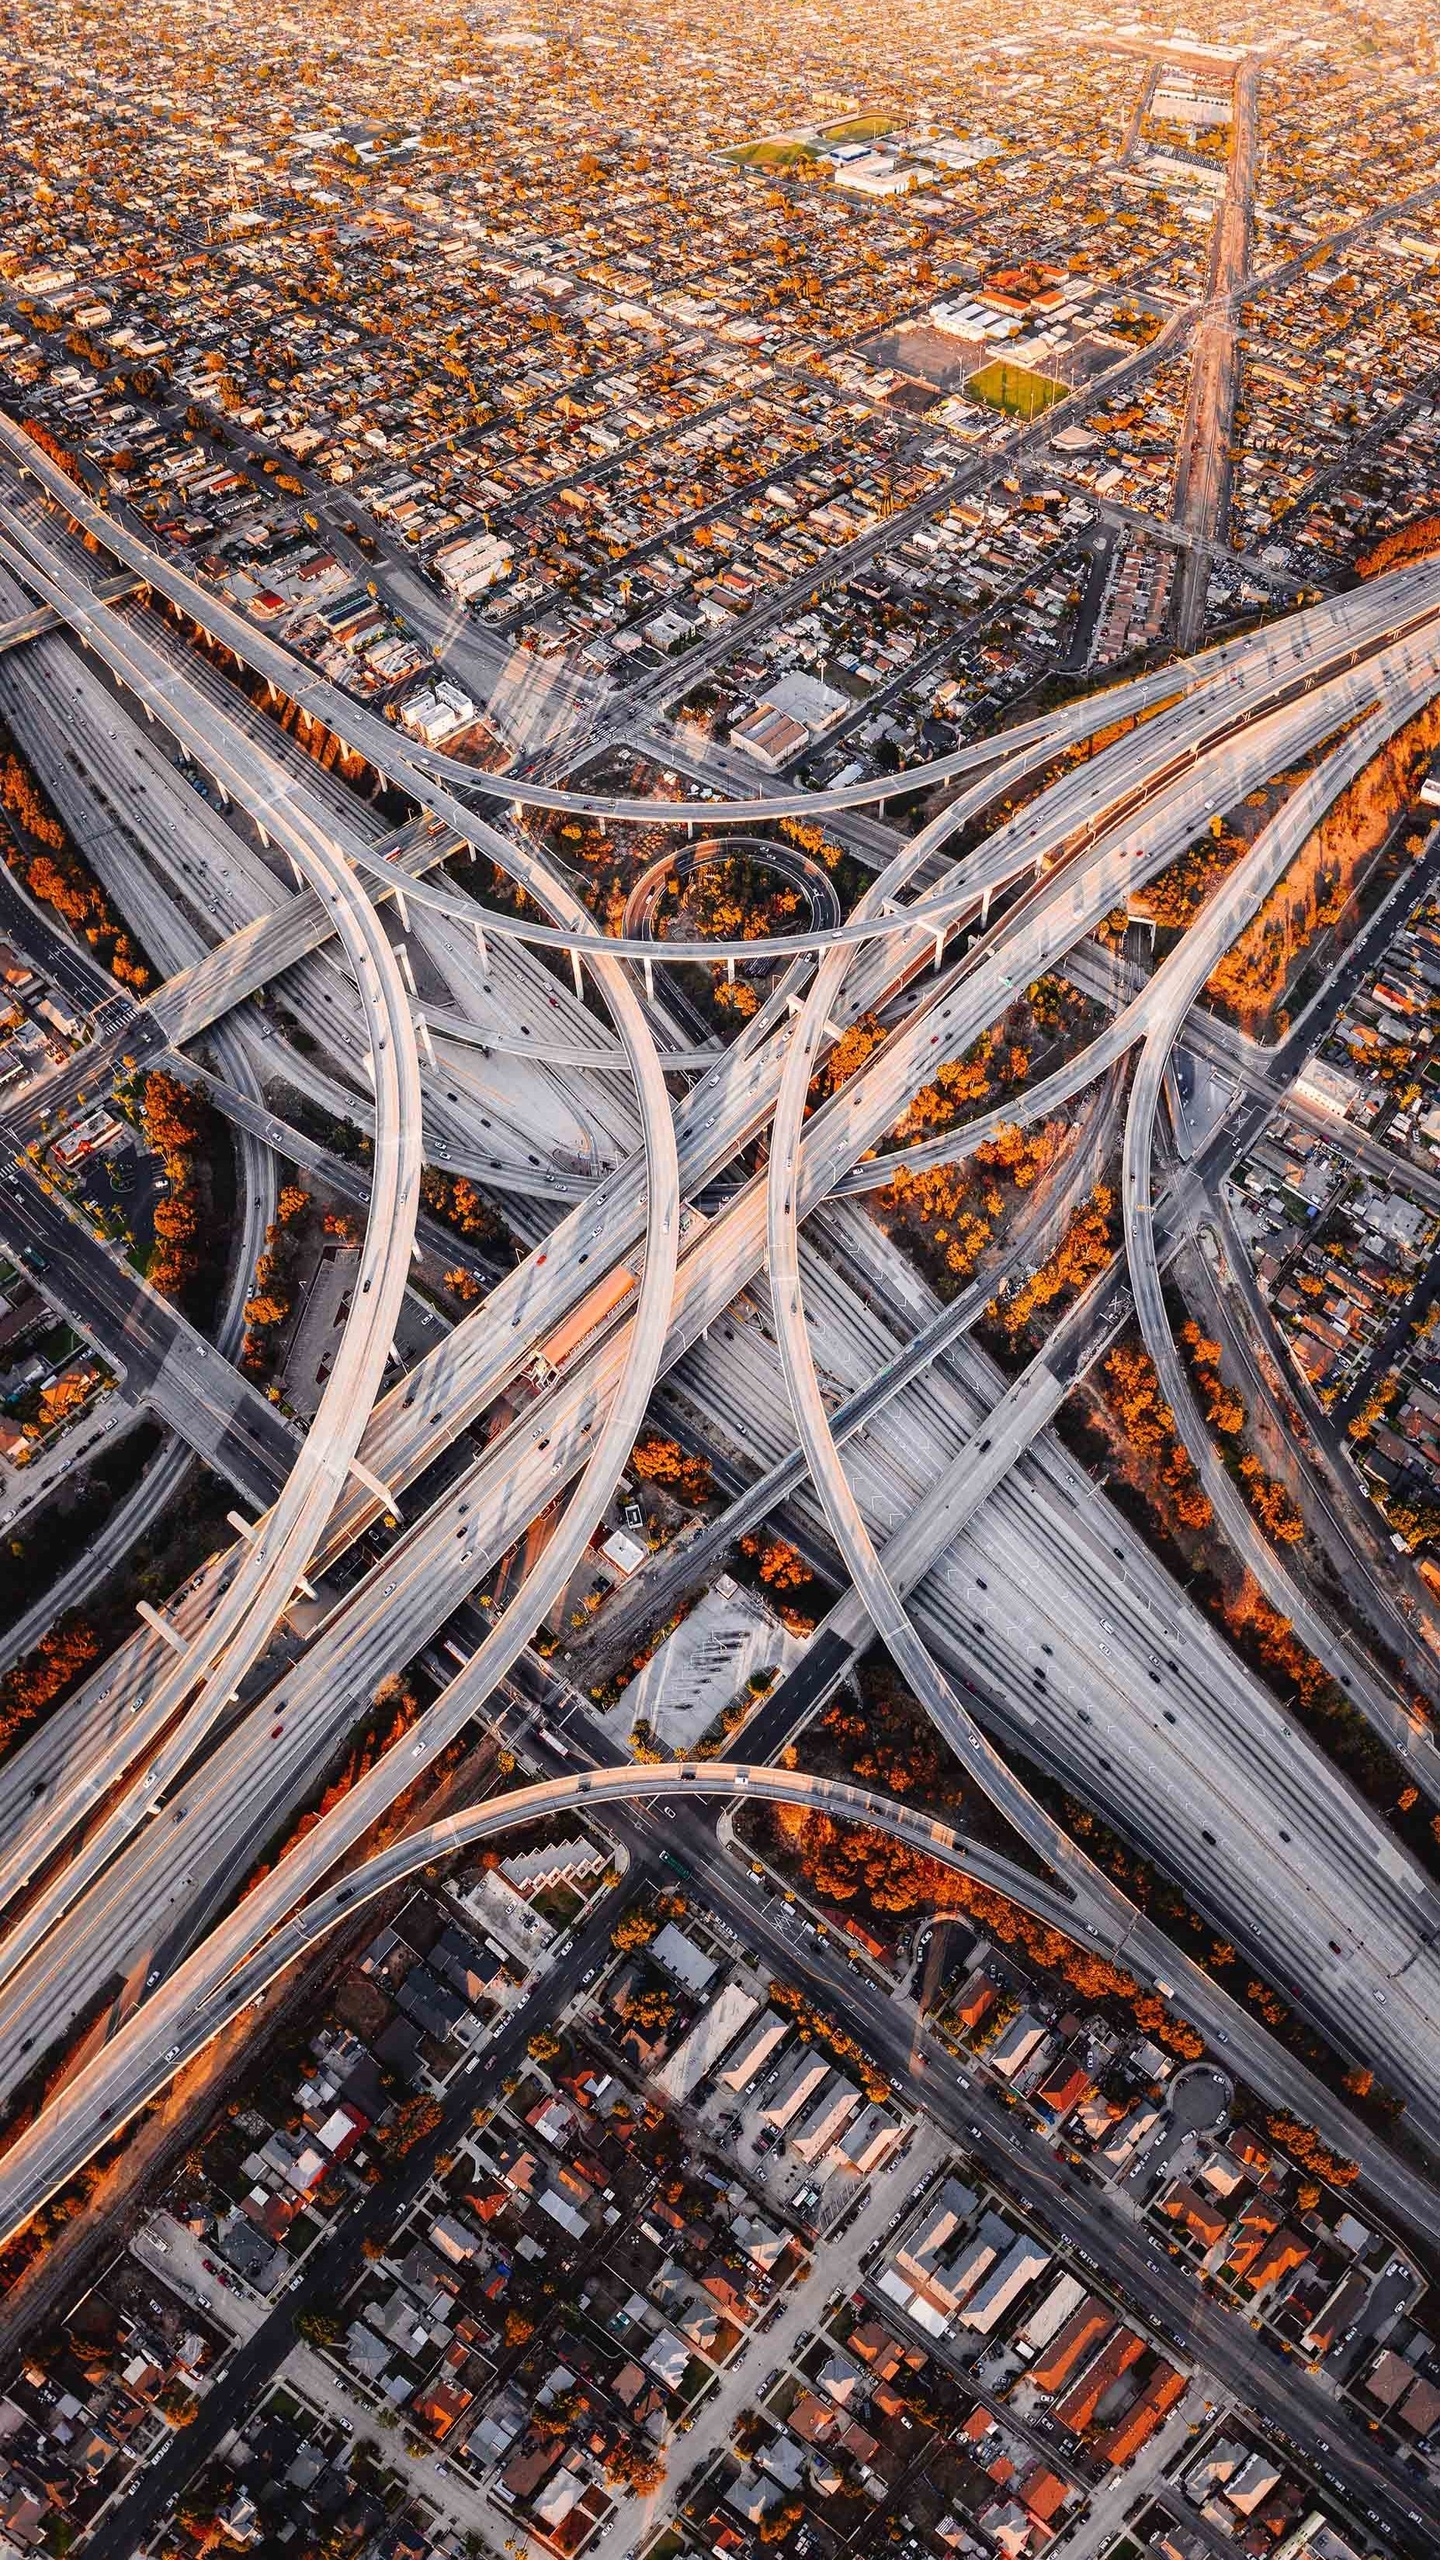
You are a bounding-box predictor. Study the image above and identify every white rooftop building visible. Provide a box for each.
[654,1983,760,2103]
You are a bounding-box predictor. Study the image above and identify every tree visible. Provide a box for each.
[630,1433,711,1506]
[740,1533,807,1592]
[604,2442,667,2493]
[141,1070,207,1159]
[243,1293,291,1330]
[811,1012,885,1100]
[297,2311,341,2347]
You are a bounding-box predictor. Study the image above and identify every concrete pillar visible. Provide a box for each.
[349,1456,401,1518]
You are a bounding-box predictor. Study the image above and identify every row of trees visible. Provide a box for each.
[936,1868,1204,2061]
[1264,2109,1358,2186]
[767,1975,892,2103]
[241,1182,311,1372]
[1356,513,1440,578]
[243,1680,423,1901]
[0,1616,99,1760]
[995,1183,1115,1344]
[1101,1338,1213,1534]
[1208,699,1440,1031]
[421,1166,509,1255]
[1182,1321,1303,1542]
[1,747,151,993]
[141,1071,212,1301]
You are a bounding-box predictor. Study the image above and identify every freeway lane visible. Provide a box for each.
[7,427,1440,2231]
[0,495,687,1985]
[1121,648,1440,1782]
[2,696,1434,2201]
[4,604,1438,2172]
[0,531,428,2002]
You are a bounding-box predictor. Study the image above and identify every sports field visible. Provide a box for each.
[816,112,896,144]
[723,136,821,168]
[724,110,894,167]
[967,359,1067,420]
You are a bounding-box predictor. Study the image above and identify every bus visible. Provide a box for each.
[523,1204,707,1390]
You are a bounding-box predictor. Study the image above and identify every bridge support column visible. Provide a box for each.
[397,943,417,996]
[571,948,584,1002]
[393,886,410,933]
[473,920,488,975]
[348,1456,401,1519]
[136,1600,187,1655]
[417,1012,437,1070]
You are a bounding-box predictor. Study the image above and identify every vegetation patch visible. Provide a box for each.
[967,360,1066,420]
[722,137,821,168]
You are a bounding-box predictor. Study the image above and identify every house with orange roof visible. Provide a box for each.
[1093,2364,1187,2466]
[1030,2303,1111,2396]
[1053,2328,1144,2436]
[1159,2181,1227,2250]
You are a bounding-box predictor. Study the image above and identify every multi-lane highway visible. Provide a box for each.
[0,408,1438,2313]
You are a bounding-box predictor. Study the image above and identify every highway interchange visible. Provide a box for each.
[0,398,1439,2546]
